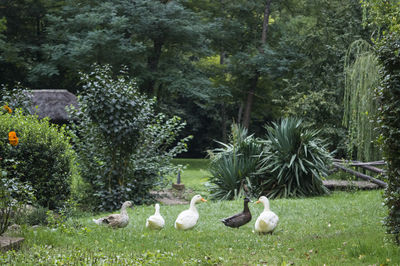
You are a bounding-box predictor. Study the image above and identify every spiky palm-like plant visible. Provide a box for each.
[257,117,333,198]
[208,124,263,200]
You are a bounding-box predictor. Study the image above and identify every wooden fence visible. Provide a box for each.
[332,159,387,188]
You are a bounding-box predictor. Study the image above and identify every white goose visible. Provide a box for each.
[254,196,279,234]
[146,203,165,230]
[174,194,207,230]
[93,201,132,228]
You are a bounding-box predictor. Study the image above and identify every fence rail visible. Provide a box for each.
[332,159,387,188]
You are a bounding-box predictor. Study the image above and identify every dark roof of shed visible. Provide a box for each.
[29,90,78,121]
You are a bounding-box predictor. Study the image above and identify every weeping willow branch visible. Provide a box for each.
[343,39,381,161]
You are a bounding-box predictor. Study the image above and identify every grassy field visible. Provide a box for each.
[2,190,400,265]
[170,158,211,193]
[2,159,399,265]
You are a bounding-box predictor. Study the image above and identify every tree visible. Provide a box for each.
[273,0,370,156]
[343,39,381,162]
[37,0,211,96]
[0,0,62,88]
[361,0,400,245]
[188,0,285,131]
[242,0,272,128]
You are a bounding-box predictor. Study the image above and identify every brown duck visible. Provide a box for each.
[93,201,132,228]
[221,197,252,228]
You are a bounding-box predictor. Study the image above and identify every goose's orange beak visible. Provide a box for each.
[256,200,261,204]
[201,198,207,202]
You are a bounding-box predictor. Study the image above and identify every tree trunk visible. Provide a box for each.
[237,102,243,124]
[221,104,228,143]
[220,51,228,143]
[260,0,272,51]
[242,0,272,128]
[242,74,259,128]
[144,38,163,94]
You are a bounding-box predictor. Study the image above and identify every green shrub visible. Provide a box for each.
[0,110,77,210]
[0,84,32,115]
[22,206,49,226]
[376,32,400,244]
[0,157,35,235]
[68,65,191,211]
[208,124,263,200]
[257,117,333,198]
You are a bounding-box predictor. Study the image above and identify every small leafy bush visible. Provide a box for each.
[0,158,35,235]
[257,117,333,198]
[69,65,191,210]
[208,124,263,200]
[0,110,77,210]
[22,206,49,226]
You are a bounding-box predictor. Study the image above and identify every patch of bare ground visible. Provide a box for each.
[150,188,193,205]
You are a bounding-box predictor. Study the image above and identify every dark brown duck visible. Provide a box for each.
[221,197,252,228]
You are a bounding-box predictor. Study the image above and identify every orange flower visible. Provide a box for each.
[3,105,12,114]
[8,131,19,146]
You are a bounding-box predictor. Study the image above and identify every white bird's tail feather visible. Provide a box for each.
[175,222,183,230]
[93,218,103,225]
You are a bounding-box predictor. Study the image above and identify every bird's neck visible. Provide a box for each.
[263,201,270,212]
[120,207,128,216]
[189,201,198,213]
[243,201,250,212]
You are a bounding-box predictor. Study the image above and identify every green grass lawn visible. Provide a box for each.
[2,190,400,265]
[170,158,211,193]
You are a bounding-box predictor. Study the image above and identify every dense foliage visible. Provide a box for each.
[271,0,369,156]
[208,124,263,200]
[361,0,400,245]
[343,40,381,161]
[209,119,332,199]
[69,65,191,211]
[375,34,400,244]
[0,157,35,235]
[0,84,32,114]
[257,118,332,198]
[0,0,370,156]
[0,110,76,210]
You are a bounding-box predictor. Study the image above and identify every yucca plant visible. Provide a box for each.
[208,124,263,200]
[257,117,333,198]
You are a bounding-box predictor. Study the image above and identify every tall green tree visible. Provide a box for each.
[37,0,212,96]
[343,39,381,162]
[0,0,62,88]
[361,0,400,245]
[187,0,285,130]
[36,0,221,157]
[273,0,369,156]
[189,0,368,155]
